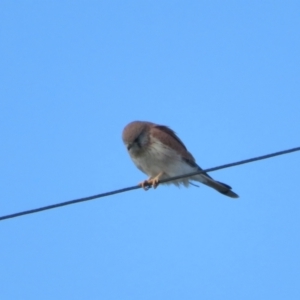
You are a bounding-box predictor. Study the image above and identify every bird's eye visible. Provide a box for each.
[134,136,141,147]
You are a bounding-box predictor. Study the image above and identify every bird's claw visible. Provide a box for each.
[139,179,158,190]
[149,178,160,189]
[139,173,163,190]
[139,180,151,190]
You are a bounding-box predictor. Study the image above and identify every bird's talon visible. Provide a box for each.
[139,180,151,191]
[151,179,160,189]
[139,173,163,191]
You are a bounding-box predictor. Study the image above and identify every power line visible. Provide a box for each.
[0,147,299,222]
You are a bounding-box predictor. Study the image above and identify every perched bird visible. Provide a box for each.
[122,121,239,198]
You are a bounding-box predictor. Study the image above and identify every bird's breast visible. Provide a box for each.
[130,139,192,178]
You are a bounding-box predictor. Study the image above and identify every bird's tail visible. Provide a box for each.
[195,174,239,198]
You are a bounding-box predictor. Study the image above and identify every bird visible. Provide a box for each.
[122,121,239,198]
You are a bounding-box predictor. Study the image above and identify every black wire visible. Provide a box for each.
[0,147,299,222]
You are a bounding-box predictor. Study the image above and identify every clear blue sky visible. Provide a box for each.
[1,1,300,299]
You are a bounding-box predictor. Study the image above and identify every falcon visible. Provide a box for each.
[122,121,238,198]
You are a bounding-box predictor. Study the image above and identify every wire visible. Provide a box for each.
[0,146,299,222]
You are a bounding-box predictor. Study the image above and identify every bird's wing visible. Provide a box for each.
[151,124,215,179]
[150,124,196,164]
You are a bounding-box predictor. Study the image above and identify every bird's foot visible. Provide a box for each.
[139,172,164,190]
[139,179,152,191]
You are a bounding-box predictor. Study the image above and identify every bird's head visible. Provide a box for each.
[122,121,151,155]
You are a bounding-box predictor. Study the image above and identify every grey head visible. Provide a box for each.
[122,121,152,155]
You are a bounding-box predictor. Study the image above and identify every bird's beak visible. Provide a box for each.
[127,143,132,150]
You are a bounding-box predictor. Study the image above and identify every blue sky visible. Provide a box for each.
[1,1,300,299]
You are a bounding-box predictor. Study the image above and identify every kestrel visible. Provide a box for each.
[122,121,239,198]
